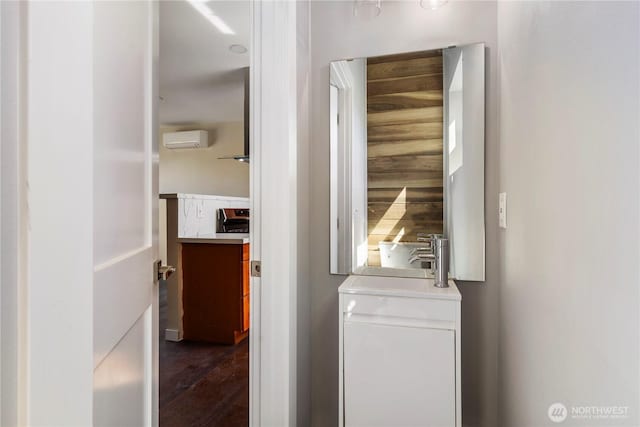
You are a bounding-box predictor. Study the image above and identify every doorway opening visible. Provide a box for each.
[157,2,251,425]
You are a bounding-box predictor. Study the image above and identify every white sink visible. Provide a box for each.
[353,266,428,279]
[378,241,430,269]
[339,274,460,300]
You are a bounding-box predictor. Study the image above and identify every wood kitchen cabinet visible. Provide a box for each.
[181,242,250,344]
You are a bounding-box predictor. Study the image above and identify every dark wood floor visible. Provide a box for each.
[159,285,249,427]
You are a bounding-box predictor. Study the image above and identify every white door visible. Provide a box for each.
[21,1,158,425]
[91,1,158,426]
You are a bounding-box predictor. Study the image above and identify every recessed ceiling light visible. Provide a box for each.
[229,44,248,54]
[187,0,235,35]
[420,0,448,10]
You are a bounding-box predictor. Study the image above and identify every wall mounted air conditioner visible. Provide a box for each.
[162,130,209,149]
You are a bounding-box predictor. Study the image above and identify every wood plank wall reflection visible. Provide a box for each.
[367,50,444,266]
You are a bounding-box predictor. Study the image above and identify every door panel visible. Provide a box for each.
[92,1,157,426]
[93,247,154,367]
[94,309,152,427]
[93,0,150,266]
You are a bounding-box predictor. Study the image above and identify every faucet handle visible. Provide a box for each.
[408,253,436,265]
[409,247,432,257]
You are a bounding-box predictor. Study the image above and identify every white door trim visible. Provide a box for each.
[250,2,300,425]
[249,1,262,423]
[0,2,28,424]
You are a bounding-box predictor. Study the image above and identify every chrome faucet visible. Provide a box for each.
[410,233,440,258]
[416,232,441,243]
[409,246,432,257]
[433,237,449,288]
[407,252,435,265]
[408,234,449,288]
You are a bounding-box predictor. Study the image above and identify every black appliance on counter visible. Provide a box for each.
[217,208,250,233]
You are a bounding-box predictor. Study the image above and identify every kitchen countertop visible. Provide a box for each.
[160,193,249,202]
[177,233,249,245]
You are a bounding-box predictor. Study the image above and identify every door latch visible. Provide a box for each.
[155,259,176,282]
[251,260,261,277]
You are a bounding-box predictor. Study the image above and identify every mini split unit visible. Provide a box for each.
[162,130,209,149]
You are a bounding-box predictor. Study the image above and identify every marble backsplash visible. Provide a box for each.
[164,194,250,238]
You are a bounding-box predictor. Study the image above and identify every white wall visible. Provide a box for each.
[309,2,500,426]
[159,121,249,196]
[497,2,640,426]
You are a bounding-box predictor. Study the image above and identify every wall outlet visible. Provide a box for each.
[499,192,507,229]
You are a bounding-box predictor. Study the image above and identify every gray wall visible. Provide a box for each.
[497,2,640,426]
[309,2,500,426]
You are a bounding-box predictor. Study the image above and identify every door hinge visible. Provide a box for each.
[251,260,262,277]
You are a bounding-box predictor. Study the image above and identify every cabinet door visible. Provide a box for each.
[242,295,250,331]
[242,260,250,296]
[344,322,455,427]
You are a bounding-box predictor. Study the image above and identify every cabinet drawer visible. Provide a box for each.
[341,293,458,324]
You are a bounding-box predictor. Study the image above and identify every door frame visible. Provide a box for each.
[250,1,301,425]
[0,0,303,425]
[0,2,29,425]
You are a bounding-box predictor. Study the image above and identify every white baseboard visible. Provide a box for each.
[164,328,182,342]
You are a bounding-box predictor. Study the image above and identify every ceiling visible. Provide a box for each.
[159,0,250,126]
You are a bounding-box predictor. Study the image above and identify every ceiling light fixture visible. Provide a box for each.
[229,44,248,54]
[420,0,449,10]
[187,0,235,35]
[354,0,448,16]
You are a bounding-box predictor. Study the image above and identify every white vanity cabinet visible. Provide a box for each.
[339,275,462,427]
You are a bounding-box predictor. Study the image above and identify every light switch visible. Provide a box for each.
[499,192,507,229]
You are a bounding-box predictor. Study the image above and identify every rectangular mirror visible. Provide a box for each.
[330,43,485,281]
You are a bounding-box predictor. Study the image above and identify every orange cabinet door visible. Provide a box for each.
[243,295,250,331]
